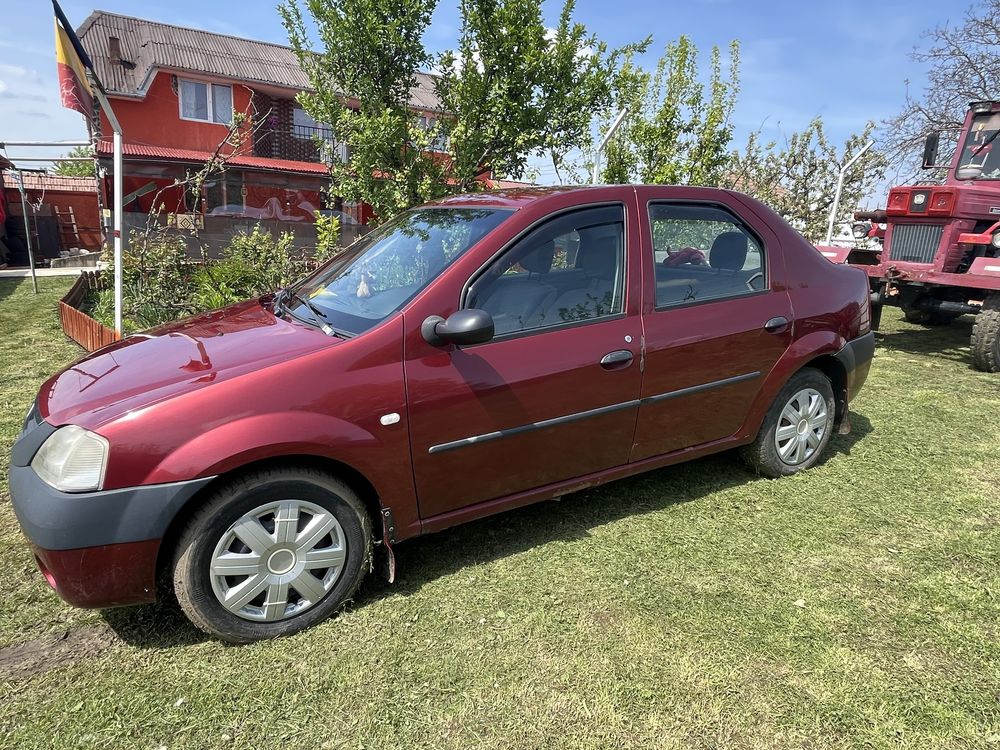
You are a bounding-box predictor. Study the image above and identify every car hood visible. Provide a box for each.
[39,298,335,429]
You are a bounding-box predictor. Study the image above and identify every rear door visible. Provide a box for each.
[631,193,794,460]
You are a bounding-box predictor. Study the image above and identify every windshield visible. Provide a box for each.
[957,112,1000,179]
[289,206,513,335]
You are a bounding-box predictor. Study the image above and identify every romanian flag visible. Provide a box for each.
[53,0,94,117]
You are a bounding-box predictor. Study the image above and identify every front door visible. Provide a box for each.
[631,197,794,460]
[405,203,643,520]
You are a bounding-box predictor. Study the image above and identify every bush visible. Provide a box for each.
[91,222,343,334]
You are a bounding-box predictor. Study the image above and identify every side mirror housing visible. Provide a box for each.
[921,132,940,169]
[422,309,495,347]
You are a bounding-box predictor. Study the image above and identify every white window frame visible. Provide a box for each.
[178,78,233,125]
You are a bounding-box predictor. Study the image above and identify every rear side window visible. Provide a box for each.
[649,203,766,308]
[466,205,625,336]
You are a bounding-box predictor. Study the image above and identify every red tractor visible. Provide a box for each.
[835,100,1000,372]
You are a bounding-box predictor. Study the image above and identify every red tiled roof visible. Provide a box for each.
[2,171,98,192]
[95,141,329,176]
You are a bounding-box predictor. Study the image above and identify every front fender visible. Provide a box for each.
[148,411,376,480]
[737,330,847,441]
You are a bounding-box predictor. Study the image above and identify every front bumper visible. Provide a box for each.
[9,419,214,608]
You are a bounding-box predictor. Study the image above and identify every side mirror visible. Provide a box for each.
[921,132,940,169]
[421,309,495,347]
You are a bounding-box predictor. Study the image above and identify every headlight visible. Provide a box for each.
[991,232,1000,249]
[31,425,109,493]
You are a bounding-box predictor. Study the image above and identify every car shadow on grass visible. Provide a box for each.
[102,411,873,648]
[361,410,874,610]
[875,316,976,366]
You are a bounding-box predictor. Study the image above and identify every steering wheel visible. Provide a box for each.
[746,272,764,291]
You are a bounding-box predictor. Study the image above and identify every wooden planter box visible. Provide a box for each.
[59,271,120,352]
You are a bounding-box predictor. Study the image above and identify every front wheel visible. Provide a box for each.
[172,468,371,643]
[741,368,836,478]
[971,293,1000,372]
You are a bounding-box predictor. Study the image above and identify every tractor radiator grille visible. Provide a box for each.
[888,224,944,264]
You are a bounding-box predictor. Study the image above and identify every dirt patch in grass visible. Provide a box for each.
[0,625,116,680]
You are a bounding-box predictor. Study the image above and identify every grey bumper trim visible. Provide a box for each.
[9,464,215,551]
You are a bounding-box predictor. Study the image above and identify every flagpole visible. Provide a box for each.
[54,0,123,335]
[90,85,123,336]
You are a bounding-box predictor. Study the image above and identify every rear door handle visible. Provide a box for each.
[763,316,789,334]
[600,350,634,368]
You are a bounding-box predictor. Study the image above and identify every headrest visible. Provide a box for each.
[520,240,554,274]
[576,225,620,278]
[709,232,748,271]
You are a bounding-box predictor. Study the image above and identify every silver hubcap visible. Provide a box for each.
[210,500,347,622]
[774,387,829,466]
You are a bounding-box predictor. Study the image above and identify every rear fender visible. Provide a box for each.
[737,330,847,441]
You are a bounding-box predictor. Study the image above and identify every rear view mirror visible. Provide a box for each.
[921,132,940,169]
[421,309,495,346]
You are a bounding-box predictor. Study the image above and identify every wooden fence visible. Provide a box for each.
[58,271,120,352]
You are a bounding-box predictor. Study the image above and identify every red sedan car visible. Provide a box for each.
[10,186,874,642]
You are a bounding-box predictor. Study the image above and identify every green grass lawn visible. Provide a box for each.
[0,275,998,749]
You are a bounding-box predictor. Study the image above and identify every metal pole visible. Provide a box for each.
[825,140,874,245]
[91,79,124,336]
[15,172,39,294]
[4,156,93,162]
[0,140,91,147]
[112,129,123,335]
[593,107,629,185]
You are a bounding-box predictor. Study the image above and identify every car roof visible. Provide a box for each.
[427,184,742,211]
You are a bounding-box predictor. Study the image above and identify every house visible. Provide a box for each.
[76,10,448,248]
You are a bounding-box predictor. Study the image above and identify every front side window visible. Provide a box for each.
[466,205,625,335]
[293,207,512,335]
[180,79,232,124]
[649,203,766,308]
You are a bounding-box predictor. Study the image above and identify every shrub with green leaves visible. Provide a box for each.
[91,224,340,334]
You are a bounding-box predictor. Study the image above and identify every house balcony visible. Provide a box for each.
[252,122,348,165]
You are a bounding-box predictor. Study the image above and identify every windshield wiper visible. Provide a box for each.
[973,128,1000,157]
[276,287,354,339]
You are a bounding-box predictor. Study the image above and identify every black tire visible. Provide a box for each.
[172,468,371,643]
[903,307,960,326]
[740,368,836,478]
[971,293,1000,372]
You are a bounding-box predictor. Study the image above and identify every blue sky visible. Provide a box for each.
[0,0,962,191]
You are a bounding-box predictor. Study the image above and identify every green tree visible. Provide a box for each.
[601,37,739,187]
[283,0,642,218]
[724,119,886,242]
[280,0,446,222]
[53,145,95,177]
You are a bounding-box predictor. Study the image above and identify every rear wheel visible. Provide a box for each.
[971,293,1000,372]
[903,307,960,326]
[172,468,371,643]
[741,368,835,478]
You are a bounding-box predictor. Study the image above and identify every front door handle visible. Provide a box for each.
[600,349,634,368]
[763,316,789,334]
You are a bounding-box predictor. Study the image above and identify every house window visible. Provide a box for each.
[292,106,322,138]
[179,79,233,124]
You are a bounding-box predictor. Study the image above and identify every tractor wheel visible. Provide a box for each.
[971,293,1000,372]
[903,307,960,326]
